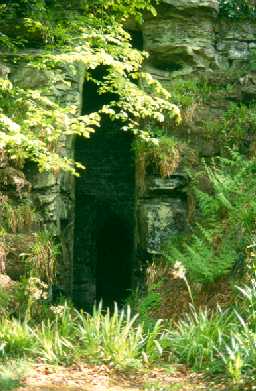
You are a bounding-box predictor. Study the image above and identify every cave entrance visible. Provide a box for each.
[73,66,136,311]
[96,212,132,308]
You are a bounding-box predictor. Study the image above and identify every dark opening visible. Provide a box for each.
[83,66,118,113]
[96,213,132,308]
[152,61,183,72]
[73,66,135,311]
[128,30,144,51]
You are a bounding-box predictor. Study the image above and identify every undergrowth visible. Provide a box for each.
[0,302,165,370]
[166,151,256,283]
[163,260,256,385]
[1,272,256,385]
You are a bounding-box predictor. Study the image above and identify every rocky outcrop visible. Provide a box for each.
[143,0,256,76]
[143,0,218,75]
[0,53,85,294]
[139,1,256,257]
[216,20,256,67]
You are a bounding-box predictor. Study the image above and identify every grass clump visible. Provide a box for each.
[167,305,234,373]
[0,302,166,370]
[0,360,28,391]
[0,319,34,358]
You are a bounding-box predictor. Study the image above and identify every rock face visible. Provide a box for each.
[143,0,218,74]
[137,175,188,255]
[0,52,84,295]
[162,0,219,10]
[1,4,256,308]
[143,0,256,75]
[216,20,256,67]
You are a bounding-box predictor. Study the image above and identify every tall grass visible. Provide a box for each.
[0,303,166,370]
[167,305,234,373]
[162,268,256,384]
[0,319,34,358]
[77,303,143,368]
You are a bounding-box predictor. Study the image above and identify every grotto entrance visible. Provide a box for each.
[73,67,136,311]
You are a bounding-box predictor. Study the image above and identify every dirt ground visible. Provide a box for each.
[15,363,234,391]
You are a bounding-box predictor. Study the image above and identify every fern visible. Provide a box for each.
[167,151,256,283]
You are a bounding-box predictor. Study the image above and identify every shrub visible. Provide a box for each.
[218,271,256,383]
[0,360,28,391]
[163,264,256,383]
[77,303,164,369]
[219,0,256,19]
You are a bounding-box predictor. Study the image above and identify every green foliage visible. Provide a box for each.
[219,0,256,19]
[76,303,164,368]
[0,199,36,234]
[135,136,181,184]
[0,319,34,358]
[166,78,214,110]
[127,287,162,328]
[0,288,13,318]
[23,230,59,285]
[167,305,233,372]
[0,1,180,175]
[221,273,256,382]
[167,229,237,283]
[0,77,98,174]
[205,102,256,149]
[0,0,159,48]
[164,267,256,384]
[0,302,166,369]
[167,151,256,283]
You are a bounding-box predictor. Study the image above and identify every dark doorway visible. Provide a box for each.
[128,30,144,51]
[73,66,136,311]
[96,213,132,307]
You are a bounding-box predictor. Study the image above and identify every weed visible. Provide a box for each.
[134,136,182,191]
[0,200,36,234]
[77,303,144,369]
[166,151,256,283]
[0,302,167,370]
[24,230,59,285]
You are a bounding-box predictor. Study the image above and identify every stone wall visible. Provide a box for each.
[0,52,86,295]
[143,0,256,76]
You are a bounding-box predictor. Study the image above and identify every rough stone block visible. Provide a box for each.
[138,198,187,254]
